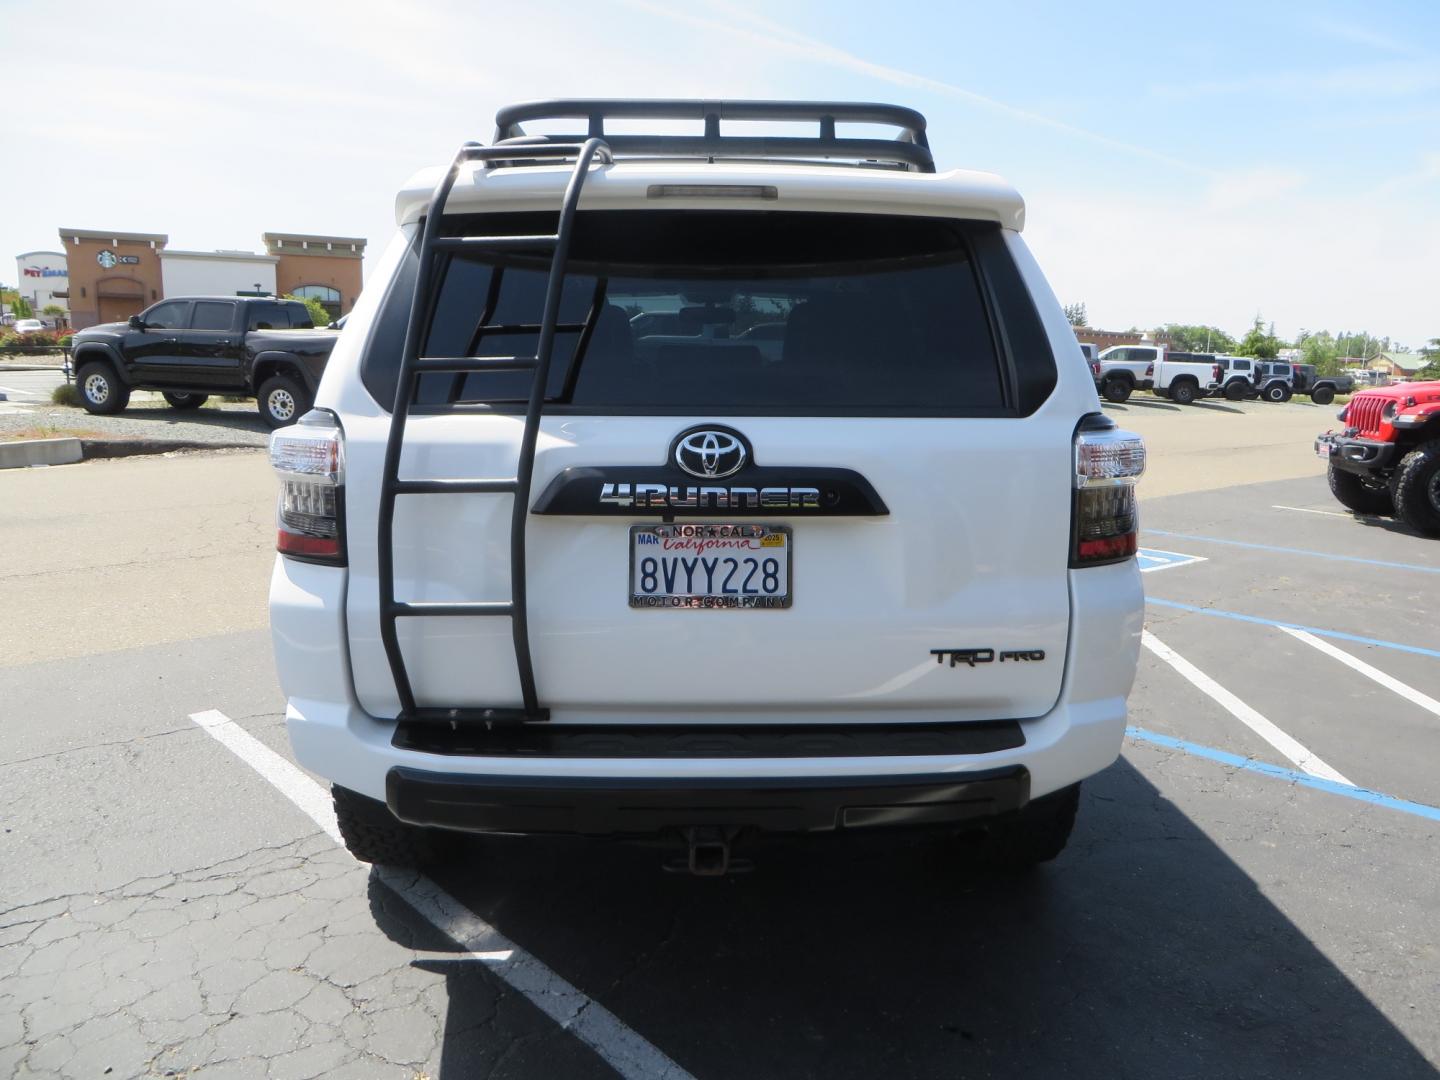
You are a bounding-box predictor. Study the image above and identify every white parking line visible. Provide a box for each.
[1140,632,1353,786]
[1277,627,1440,720]
[187,709,693,1080]
[1271,504,1357,519]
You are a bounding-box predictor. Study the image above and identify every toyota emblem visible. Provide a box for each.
[673,427,748,479]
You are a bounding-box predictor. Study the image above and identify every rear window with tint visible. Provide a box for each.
[362,211,1056,416]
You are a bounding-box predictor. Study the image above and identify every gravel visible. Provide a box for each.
[0,393,270,447]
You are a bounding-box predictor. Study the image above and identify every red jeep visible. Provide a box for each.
[1316,380,1440,535]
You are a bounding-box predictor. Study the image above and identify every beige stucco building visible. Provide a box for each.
[57,229,366,329]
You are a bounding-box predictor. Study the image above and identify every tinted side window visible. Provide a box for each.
[284,303,314,329]
[190,301,235,331]
[143,301,190,329]
[247,303,291,331]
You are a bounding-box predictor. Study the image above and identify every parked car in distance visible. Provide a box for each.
[267,97,1148,878]
[1151,353,1221,406]
[1252,361,1294,403]
[13,318,46,335]
[1094,344,1159,402]
[1214,355,1259,400]
[1078,342,1098,364]
[1317,380,1440,534]
[69,296,340,428]
[1290,364,1353,405]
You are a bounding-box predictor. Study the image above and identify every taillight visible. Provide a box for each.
[1144,363,1154,377]
[1213,363,1223,381]
[270,409,345,565]
[1072,416,1145,567]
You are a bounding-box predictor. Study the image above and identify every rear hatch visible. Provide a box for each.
[344,208,1072,723]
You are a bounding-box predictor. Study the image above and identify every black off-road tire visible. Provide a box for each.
[1311,385,1336,406]
[257,374,311,429]
[1102,379,1132,404]
[1390,441,1440,537]
[1224,381,1247,401]
[1170,379,1198,406]
[162,391,209,410]
[75,360,130,415]
[982,783,1080,869]
[1264,383,1291,403]
[1327,462,1393,515]
[333,784,440,867]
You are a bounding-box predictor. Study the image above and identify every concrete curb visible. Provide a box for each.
[0,437,84,469]
[1,436,262,468]
[80,439,264,460]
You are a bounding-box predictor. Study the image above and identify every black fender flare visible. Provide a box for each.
[250,351,316,395]
[70,342,131,385]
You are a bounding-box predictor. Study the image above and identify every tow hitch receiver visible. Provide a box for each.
[666,826,753,876]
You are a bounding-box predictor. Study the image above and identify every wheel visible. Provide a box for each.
[333,785,442,867]
[257,373,311,429]
[76,360,130,415]
[1390,441,1440,537]
[983,783,1080,868]
[1102,379,1132,404]
[1169,380,1198,406]
[1264,383,1290,403]
[1327,462,1393,515]
[1224,381,1247,401]
[162,391,208,410]
[1311,385,1336,406]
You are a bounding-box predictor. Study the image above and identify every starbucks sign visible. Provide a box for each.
[96,249,140,268]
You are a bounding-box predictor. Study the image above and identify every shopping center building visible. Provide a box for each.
[54,229,365,329]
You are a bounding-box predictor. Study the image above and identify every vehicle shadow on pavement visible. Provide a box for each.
[366,759,1433,1079]
[113,404,269,434]
[1104,398,1182,413]
[1190,399,1245,415]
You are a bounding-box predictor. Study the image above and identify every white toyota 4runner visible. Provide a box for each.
[268,100,1146,876]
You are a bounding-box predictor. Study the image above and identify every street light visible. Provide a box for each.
[253,282,263,296]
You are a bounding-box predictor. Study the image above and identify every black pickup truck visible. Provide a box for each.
[69,296,339,428]
[1291,364,1354,406]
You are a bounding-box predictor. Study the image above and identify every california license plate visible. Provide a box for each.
[629,524,791,609]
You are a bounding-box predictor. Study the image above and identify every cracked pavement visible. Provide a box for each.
[3,455,1439,1077]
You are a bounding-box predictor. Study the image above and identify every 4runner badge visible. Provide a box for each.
[932,648,1046,668]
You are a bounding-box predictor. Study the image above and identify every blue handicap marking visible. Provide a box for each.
[1137,548,1207,574]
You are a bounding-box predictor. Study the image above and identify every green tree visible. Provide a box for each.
[1063,302,1088,327]
[1154,323,1236,353]
[284,293,333,329]
[1300,330,1341,375]
[1418,338,1440,381]
[1234,315,1280,359]
[41,304,66,327]
[2,289,34,319]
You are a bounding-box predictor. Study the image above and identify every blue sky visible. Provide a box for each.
[4,0,1437,344]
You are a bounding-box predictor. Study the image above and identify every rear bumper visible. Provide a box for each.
[273,557,1143,837]
[387,766,1027,835]
[1316,433,1399,475]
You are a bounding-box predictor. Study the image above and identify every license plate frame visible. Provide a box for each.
[628,523,792,609]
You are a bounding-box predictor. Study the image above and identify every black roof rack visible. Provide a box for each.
[491,99,934,174]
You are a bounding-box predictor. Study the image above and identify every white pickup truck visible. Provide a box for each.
[1094,345,1220,405]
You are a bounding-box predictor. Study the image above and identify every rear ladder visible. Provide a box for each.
[376,138,613,725]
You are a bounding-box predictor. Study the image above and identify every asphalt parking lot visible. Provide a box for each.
[3,402,1438,1078]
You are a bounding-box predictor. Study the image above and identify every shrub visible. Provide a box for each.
[51,383,81,406]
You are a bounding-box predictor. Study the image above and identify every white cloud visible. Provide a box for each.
[1024,186,1440,345]
[1151,61,1440,101]
[1205,169,1307,211]
[623,0,1211,175]
[1310,16,1426,58]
